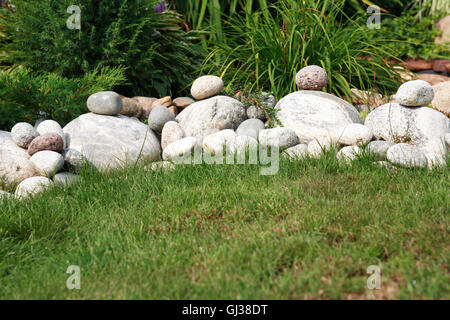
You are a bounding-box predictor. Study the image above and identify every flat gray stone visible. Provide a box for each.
[236,119,265,140]
[148,106,175,133]
[64,113,161,170]
[53,172,81,187]
[395,80,434,106]
[11,123,39,148]
[367,141,395,160]
[176,96,247,141]
[87,91,123,115]
[258,127,299,151]
[386,143,428,168]
[276,91,363,143]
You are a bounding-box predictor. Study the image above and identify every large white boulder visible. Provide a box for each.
[0,131,38,188]
[275,91,363,143]
[176,96,247,141]
[364,103,449,165]
[63,113,161,170]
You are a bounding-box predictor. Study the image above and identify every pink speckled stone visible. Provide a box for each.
[295,65,329,90]
[28,133,64,156]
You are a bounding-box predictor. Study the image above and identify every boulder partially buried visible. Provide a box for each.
[63,113,161,170]
[275,91,363,143]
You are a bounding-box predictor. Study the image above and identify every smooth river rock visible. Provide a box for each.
[63,113,161,170]
[386,143,428,168]
[395,80,434,107]
[87,91,123,115]
[176,96,247,141]
[30,150,64,177]
[190,75,224,100]
[27,133,64,156]
[276,91,363,143]
[367,141,395,160]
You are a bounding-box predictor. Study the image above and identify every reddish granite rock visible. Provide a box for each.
[295,65,329,90]
[404,58,433,71]
[28,133,64,156]
[120,97,142,118]
[152,96,172,109]
[132,96,157,119]
[173,97,195,109]
[168,106,178,117]
[433,60,450,73]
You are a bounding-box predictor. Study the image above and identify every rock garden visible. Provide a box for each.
[0,0,449,300]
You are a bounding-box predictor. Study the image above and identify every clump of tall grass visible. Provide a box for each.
[200,0,402,100]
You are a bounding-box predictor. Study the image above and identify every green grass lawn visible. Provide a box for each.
[0,153,449,299]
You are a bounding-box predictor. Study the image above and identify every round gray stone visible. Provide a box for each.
[11,122,39,148]
[395,80,434,107]
[386,143,428,168]
[236,119,265,140]
[149,106,175,133]
[87,91,123,115]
